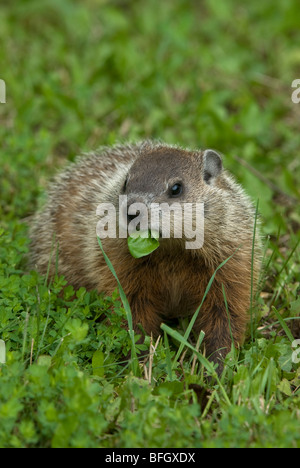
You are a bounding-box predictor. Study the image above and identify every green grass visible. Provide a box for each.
[0,0,299,448]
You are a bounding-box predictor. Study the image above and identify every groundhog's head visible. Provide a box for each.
[119,146,223,247]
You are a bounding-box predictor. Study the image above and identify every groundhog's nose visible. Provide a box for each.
[127,209,141,223]
[127,212,136,223]
[127,198,145,224]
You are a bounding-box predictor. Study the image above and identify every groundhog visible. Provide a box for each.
[29,140,261,371]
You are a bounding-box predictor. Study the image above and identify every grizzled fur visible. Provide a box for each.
[29,140,261,370]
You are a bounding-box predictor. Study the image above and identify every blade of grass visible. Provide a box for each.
[271,306,295,342]
[268,239,300,308]
[258,316,300,333]
[22,309,30,362]
[275,238,300,281]
[201,388,217,420]
[161,324,211,370]
[173,250,239,366]
[36,290,52,361]
[161,323,231,406]
[44,233,57,287]
[97,236,138,375]
[250,199,259,343]
[222,283,234,347]
[262,226,281,278]
[164,330,173,381]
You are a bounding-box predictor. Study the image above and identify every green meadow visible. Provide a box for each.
[0,0,299,448]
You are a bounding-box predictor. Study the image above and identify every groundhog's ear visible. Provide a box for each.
[203,149,223,184]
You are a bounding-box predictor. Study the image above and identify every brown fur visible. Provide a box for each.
[29,140,261,371]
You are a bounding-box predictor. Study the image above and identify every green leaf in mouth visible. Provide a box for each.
[127,230,160,258]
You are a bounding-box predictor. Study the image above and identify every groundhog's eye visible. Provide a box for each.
[169,183,183,197]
